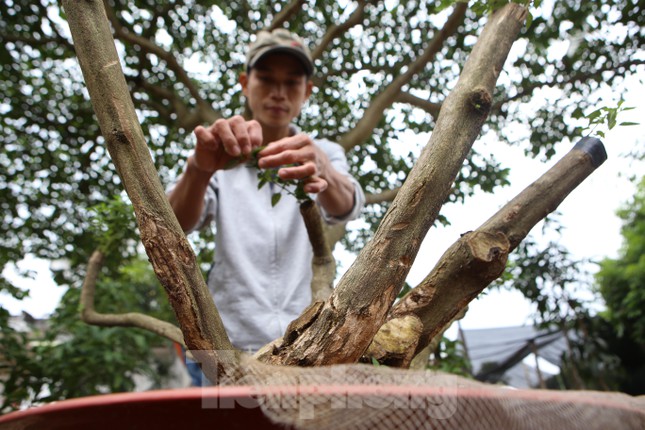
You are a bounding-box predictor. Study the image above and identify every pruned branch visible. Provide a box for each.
[300,200,335,302]
[265,3,528,367]
[392,137,608,356]
[80,249,185,346]
[339,2,467,151]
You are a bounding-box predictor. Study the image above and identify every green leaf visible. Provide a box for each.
[586,108,603,121]
[271,193,282,207]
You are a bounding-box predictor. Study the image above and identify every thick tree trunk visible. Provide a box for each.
[266,4,529,366]
[62,0,236,381]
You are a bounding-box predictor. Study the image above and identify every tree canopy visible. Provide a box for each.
[1,0,644,409]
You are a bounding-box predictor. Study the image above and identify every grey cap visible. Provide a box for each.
[245,29,314,76]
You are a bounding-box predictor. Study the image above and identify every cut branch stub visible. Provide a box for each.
[392,137,608,356]
[392,231,511,355]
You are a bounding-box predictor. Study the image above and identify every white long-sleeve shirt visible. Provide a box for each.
[176,135,364,352]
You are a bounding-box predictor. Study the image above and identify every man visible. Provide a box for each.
[168,29,365,355]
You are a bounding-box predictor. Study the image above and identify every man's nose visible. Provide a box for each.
[269,83,286,98]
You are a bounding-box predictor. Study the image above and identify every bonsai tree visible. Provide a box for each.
[60,0,609,383]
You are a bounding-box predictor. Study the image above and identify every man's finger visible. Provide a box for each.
[214,119,241,157]
[303,176,328,194]
[194,125,218,150]
[248,120,263,149]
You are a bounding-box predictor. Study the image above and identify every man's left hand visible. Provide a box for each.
[257,134,330,194]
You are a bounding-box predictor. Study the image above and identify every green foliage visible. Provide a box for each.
[596,176,645,345]
[1,0,642,274]
[87,194,139,261]
[575,99,639,138]
[497,234,593,325]
[1,257,177,413]
[428,337,471,377]
[239,145,312,207]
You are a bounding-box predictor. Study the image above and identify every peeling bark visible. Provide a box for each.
[393,231,511,355]
[62,0,237,381]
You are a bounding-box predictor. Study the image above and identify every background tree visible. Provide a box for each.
[1,0,644,408]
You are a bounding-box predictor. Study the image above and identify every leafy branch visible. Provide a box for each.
[576,99,639,139]
[228,147,312,207]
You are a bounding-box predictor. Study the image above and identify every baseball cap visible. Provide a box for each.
[245,29,314,76]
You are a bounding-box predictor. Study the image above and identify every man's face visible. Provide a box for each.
[240,53,313,130]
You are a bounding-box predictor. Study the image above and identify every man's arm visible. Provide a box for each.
[167,155,213,232]
[168,117,263,231]
[257,134,357,218]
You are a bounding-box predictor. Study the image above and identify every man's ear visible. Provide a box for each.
[239,72,249,96]
[305,79,313,100]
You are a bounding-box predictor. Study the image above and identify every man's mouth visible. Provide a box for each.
[266,106,288,114]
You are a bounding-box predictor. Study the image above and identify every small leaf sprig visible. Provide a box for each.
[576,99,639,139]
[229,146,312,207]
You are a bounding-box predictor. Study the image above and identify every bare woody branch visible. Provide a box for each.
[62,0,237,381]
[339,2,467,151]
[299,201,335,302]
[266,3,528,367]
[268,0,305,30]
[311,1,370,61]
[392,137,608,356]
[80,249,185,346]
[395,92,442,119]
[365,188,400,205]
[101,0,209,117]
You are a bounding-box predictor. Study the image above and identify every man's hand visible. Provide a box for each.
[191,116,263,174]
[257,134,330,194]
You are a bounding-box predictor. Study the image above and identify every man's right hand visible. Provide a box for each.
[191,116,263,173]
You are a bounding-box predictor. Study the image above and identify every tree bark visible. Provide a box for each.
[267,3,528,367]
[62,0,236,381]
[392,137,607,356]
[300,201,335,302]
